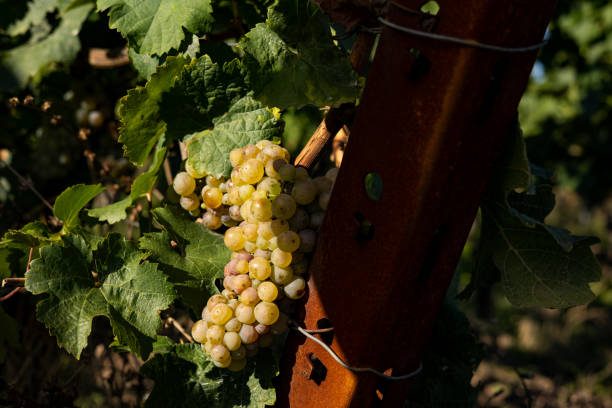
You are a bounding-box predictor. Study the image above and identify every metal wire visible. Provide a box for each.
[377,17,548,53]
[292,323,423,381]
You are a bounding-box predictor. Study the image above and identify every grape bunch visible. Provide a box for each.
[182,140,338,371]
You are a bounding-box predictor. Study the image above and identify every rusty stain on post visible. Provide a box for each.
[278,0,557,407]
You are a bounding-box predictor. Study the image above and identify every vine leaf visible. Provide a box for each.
[0,221,55,249]
[54,184,105,230]
[89,137,167,223]
[6,0,71,36]
[141,344,277,408]
[160,56,248,141]
[25,233,176,359]
[0,3,93,90]
[97,0,213,56]
[128,47,161,80]
[140,206,230,312]
[117,56,188,165]
[469,123,601,308]
[239,0,359,108]
[186,96,283,179]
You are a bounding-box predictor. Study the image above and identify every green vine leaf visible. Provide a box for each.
[25,233,176,359]
[0,221,55,250]
[471,122,601,308]
[160,56,248,141]
[0,3,93,90]
[140,206,230,312]
[118,56,188,165]
[128,47,161,80]
[97,0,213,56]
[140,344,277,408]
[239,0,359,108]
[186,96,283,179]
[483,202,601,308]
[6,0,70,36]
[89,137,167,224]
[54,184,105,230]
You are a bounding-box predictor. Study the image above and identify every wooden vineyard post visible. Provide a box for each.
[277,0,557,407]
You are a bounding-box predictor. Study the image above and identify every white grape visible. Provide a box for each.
[272,194,297,220]
[173,172,196,196]
[271,265,294,285]
[292,179,318,205]
[235,303,256,324]
[239,324,259,344]
[271,248,292,268]
[254,302,279,325]
[223,332,242,351]
[257,281,278,302]
[284,277,307,299]
[180,193,200,211]
[191,320,208,343]
[210,344,231,362]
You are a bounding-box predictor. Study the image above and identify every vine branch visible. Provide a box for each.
[166,316,194,343]
[0,161,53,211]
[294,104,354,171]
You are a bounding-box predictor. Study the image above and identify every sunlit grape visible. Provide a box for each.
[235,304,256,324]
[223,332,242,351]
[277,230,300,252]
[271,265,294,285]
[225,317,242,332]
[230,274,251,294]
[191,320,208,343]
[207,294,228,308]
[253,249,271,260]
[251,197,273,221]
[201,211,222,230]
[254,302,279,325]
[240,287,259,306]
[210,303,233,325]
[211,344,231,362]
[230,148,245,167]
[186,162,206,179]
[257,176,282,198]
[239,159,264,184]
[173,172,196,196]
[271,248,292,268]
[248,257,271,280]
[239,324,259,344]
[257,281,278,302]
[202,187,223,209]
[284,277,307,299]
[206,325,225,344]
[213,358,231,368]
[224,227,245,251]
[180,194,200,211]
